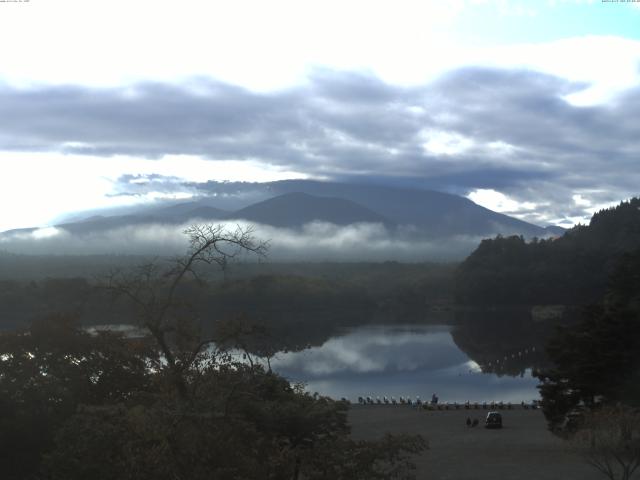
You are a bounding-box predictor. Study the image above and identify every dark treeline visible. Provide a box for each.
[0,252,154,280]
[455,197,640,306]
[0,262,455,344]
[0,250,455,289]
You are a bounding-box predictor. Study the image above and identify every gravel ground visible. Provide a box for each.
[348,405,605,480]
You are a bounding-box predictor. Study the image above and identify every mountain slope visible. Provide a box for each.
[152,203,228,220]
[201,179,549,237]
[1,206,229,237]
[229,192,393,228]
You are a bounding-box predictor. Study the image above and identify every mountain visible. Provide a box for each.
[229,192,392,228]
[3,215,162,237]
[1,205,230,237]
[151,203,228,220]
[197,180,550,238]
[1,180,560,241]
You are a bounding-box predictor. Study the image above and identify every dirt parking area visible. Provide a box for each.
[349,405,604,480]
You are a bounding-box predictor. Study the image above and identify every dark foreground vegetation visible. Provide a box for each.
[536,248,640,431]
[0,315,426,480]
[0,225,426,480]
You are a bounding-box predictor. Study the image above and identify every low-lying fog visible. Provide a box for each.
[0,219,485,261]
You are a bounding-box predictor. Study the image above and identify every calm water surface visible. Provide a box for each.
[271,324,541,403]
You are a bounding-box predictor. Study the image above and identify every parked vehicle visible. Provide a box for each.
[485,411,503,429]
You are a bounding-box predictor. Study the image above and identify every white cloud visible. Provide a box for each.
[2,0,638,105]
[421,130,475,156]
[468,189,538,214]
[30,227,62,240]
[572,194,591,207]
[570,191,623,215]
[0,0,465,91]
[0,152,308,232]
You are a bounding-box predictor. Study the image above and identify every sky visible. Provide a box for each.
[1,0,640,232]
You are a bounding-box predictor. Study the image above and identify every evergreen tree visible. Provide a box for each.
[535,250,640,433]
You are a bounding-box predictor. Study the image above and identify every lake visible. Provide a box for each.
[91,312,550,404]
[270,324,542,403]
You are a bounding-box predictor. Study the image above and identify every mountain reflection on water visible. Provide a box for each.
[271,324,543,403]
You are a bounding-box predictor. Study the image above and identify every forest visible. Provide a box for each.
[534,247,640,420]
[0,258,455,336]
[455,198,640,306]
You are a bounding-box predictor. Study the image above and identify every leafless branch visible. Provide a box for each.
[99,223,269,402]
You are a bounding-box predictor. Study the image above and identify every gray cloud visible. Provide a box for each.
[2,68,639,223]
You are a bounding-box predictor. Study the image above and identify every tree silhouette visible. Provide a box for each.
[104,224,268,401]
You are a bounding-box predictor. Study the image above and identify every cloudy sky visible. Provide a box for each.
[1,0,639,232]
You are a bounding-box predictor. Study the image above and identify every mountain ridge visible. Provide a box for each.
[1,180,563,240]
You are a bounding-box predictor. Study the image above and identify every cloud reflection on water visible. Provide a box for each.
[273,325,465,376]
[271,325,540,403]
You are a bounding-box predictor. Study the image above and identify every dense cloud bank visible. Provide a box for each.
[2,68,639,224]
[0,220,482,261]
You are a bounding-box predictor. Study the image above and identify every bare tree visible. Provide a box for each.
[104,224,268,401]
[570,405,640,480]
